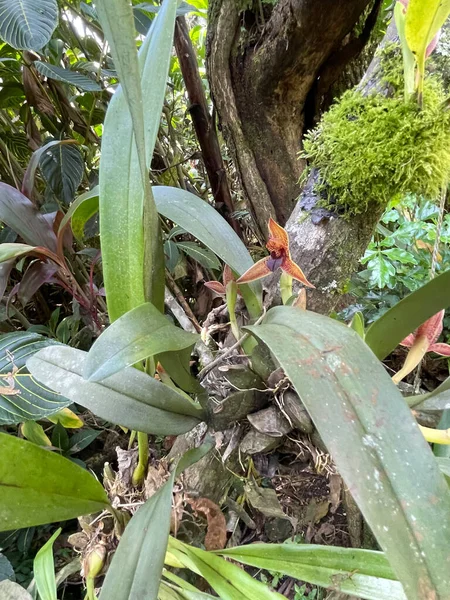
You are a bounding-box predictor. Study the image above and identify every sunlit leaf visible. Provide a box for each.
[33,528,60,600]
[0,0,58,51]
[0,434,109,531]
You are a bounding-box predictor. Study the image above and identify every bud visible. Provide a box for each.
[83,544,106,579]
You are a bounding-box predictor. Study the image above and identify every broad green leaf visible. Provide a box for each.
[246,307,450,600]
[99,443,213,600]
[27,346,204,435]
[60,187,99,239]
[34,62,102,92]
[0,183,57,250]
[67,429,101,454]
[176,241,221,271]
[0,580,32,599]
[0,0,57,51]
[47,407,83,428]
[0,332,71,425]
[169,539,284,600]
[0,434,109,531]
[153,186,262,318]
[21,421,52,447]
[365,269,450,359]
[0,554,14,582]
[84,302,198,382]
[98,0,177,322]
[39,140,84,206]
[33,528,60,600]
[405,0,450,83]
[219,544,405,600]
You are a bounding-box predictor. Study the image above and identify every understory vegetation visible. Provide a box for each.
[1,1,450,600]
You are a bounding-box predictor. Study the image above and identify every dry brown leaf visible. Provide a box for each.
[188,497,227,550]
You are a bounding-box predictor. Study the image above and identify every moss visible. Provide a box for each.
[301,48,450,216]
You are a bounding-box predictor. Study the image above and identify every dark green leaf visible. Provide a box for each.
[68,429,101,454]
[27,346,204,435]
[0,434,109,531]
[0,0,57,51]
[84,302,198,382]
[0,332,71,426]
[153,186,262,318]
[51,422,70,452]
[246,307,450,600]
[164,240,180,272]
[365,270,450,359]
[34,61,102,92]
[39,141,84,205]
[219,544,405,600]
[177,241,221,271]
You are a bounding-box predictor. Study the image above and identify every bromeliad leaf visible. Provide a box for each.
[245,306,450,599]
[0,332,71,426]
[0,0,58,51]
[27,346,204,435]
[84,302,198,382]
[219,544,406,600]
[0,435,109,531]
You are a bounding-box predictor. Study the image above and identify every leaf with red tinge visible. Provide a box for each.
[0,183,57,251]
[18,261,58,306]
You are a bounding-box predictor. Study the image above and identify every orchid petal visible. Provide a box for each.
[204,281,226,295]
[223,264,233,287]
[429,343,450,357]
[236,257,271,284]
[281,257,315,288]
[268,217,289,251]
[416,310,444,346]
[392,334,429,384]
[400,334,415,348]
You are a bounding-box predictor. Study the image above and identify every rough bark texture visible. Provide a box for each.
[207,0,374,235]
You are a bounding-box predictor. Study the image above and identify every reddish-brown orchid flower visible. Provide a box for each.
[236,218,314,287]
[393,310,450,384]
[204,265,238,296]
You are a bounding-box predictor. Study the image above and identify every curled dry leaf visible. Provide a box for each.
[187,497,227,550]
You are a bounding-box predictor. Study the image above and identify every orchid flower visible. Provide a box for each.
[204,265,238,296]
[236,218,314,287]
[392,310,450,384]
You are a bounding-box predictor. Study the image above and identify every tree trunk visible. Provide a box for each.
[207,0,376,236]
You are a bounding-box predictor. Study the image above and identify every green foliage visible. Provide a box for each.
[302,58,450,215]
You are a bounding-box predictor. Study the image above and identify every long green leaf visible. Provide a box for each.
[153,186,262,318]
[98,0,177,322]
[84,302,198,382]
[411,376,450,409]
[0,435,109,531]
[219,544,405,600]
[246,306,450,600]
[169,539,284,600]
[34,62,102,92]
[0,243,37,263]
[27,346,204,435]
[365,269,450,359]
[33,528,60,600]
[99,443,213,600]
[0,0,57,51]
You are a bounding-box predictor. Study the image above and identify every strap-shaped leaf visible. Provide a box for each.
[365,269,450,359]
[27,346,204,435]
[34,62,102,92]
[33,528,60,600]
[0,332,71,425]
[59,186,99,239]
[0,434,109,531]
[176,242,221,271]
[219,544,406,600]
[99,443,213,600]
[84,302,198,382]
[0,0,58,51]
[246,306,450,600]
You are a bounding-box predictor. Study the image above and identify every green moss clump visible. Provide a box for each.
[301,73,450,216]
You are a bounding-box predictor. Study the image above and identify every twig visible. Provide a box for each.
[198,309,266,379]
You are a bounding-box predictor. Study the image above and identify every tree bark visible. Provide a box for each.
[207,0,375,235]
